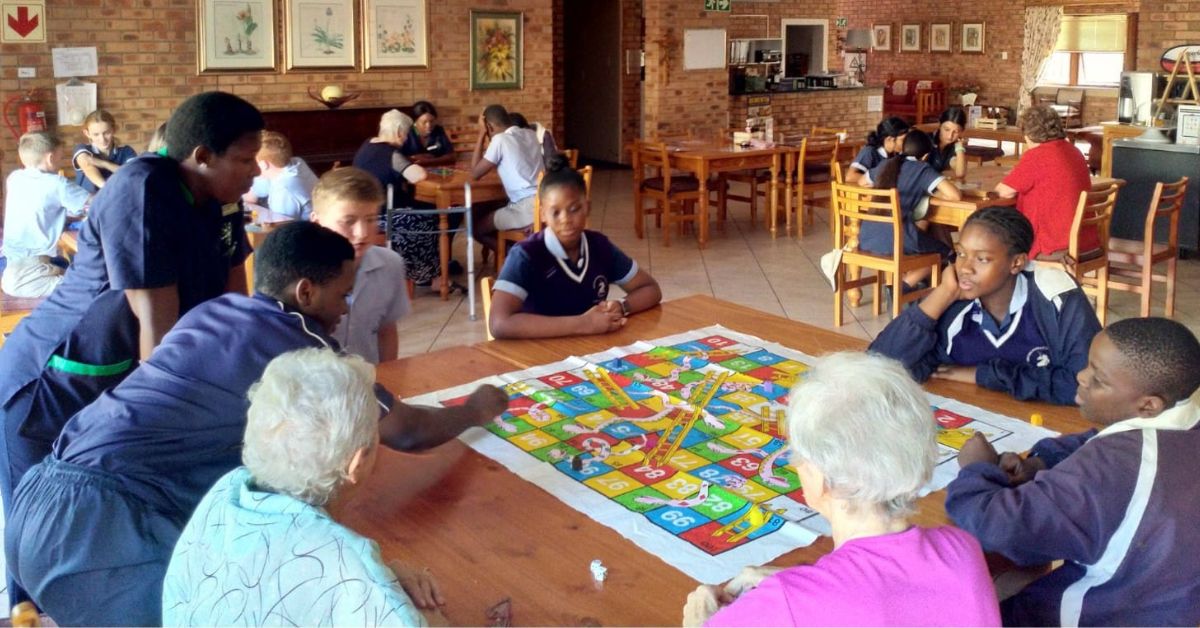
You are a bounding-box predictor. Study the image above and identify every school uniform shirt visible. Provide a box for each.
[869,267,1101,405]
[1,168,89,260]
[353,141,418,207]
[705,526,1000,627]
[163,466,425,627]
[401,125,454,159]
[72,143,138,194]
[494,229,637,317]
[331,245,412,364]
[849,145,888,175]
[483,126,543,203]
[1001,139,1093,258]
[947,393,1200,626]
[247,157,318,220]
[858,157,948,257]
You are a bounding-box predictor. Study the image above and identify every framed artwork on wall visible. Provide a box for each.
[930,23,952,52]
[470,10,523,90]
[871,23,891,52]
[961,22,985,54]
[363,0,428,69]
[285,0,356,70]
[197,0,277,72]
[900,24,921,52]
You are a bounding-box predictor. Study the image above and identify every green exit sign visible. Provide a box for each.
[705,0,731,12]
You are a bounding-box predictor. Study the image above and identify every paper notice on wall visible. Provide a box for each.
[866,94,883,112]
[56,81,96,126]
[52,46,98,77]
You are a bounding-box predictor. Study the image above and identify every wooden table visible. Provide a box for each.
[662,142,785,247]
[342,295,1094,625]
[926,166,1125,228]
[413,167,506,299]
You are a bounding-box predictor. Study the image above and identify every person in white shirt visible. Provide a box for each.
[242,131,319,220]
[469,104,544,252]
[1,131,89,298]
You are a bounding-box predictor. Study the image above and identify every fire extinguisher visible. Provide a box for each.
[4,90,47,139]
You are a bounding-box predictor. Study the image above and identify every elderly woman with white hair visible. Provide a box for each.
[683,352,1001,627]
[163,348,442,626]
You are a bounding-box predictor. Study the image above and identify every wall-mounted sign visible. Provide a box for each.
[2,1,45,43]
[704,0,731,13]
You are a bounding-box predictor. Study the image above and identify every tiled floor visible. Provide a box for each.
[397,166,1200,358]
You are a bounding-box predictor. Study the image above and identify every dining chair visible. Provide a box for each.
[811,126,847,137]
[632,140,702,246]
[1059,182,1121,325]
[562,148,580,168]
[0,292,44,339]
[481,276,495,341]
[793,134,841,236]
[1107,177,1188,317]
[831,182,941,327]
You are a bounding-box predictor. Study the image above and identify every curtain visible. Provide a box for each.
[1020,6,1064,111]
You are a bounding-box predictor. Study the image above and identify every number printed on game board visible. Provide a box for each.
[726,430,769,448]
[596,476,632,491]
[662,510,696,527]
[729,458,760,471]
[703,494,735,513]
[634,465,668,480]
[731,482,771,501]
[515,432,552,448]
[666,477,699,494]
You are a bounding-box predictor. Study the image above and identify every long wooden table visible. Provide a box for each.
[926,165,1125,228]
[413,167,506,300]
[660,142,785,247]
[342,295,1094,625]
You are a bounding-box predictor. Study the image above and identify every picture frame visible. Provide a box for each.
[900,24,921,52]
[470,10,523,90]
[961,22,985,54]
[285,0,356,70]
[871,23,891,52]
[930,23,952,53]
[197,0,277,73]
[362,0,428,70]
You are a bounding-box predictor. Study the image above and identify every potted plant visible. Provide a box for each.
[951,83,982,106]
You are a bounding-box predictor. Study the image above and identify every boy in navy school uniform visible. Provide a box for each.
[489,154,661,339]
[4,222,506,626]
[947,317,1200,626]
[0,91,263,607]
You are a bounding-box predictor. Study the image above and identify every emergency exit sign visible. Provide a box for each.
[704,0,731,12]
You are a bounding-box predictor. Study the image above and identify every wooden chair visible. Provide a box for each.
[811,126,847,137]
[1,292,44,339]
[632,140,702,246]
[1107,177,1188,317]
[562,148,580,168]
[532,166,594,232]
[831,182,941,327]
[792,134,841,235]
[481,276,495,341]
[1060,183,1120,325]
[447,127,478,159]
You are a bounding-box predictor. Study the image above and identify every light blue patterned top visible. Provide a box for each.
[162,467,425,627]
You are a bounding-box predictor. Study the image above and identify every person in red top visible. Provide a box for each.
[994,105,1093,259]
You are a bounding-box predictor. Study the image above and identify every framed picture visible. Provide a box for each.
[930,23,952,52]
[363,0,428,69]
[961,22,985,54]
[285,0,356,70]
[871,23,891,52]
[197,0,277,72]
[900,24,921,52]
[470,10,523,90]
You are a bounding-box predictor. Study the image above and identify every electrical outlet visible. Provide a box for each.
[18,67,36,78]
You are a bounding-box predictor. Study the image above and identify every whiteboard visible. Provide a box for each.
[684,29,726,70]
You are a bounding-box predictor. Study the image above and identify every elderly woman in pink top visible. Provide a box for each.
[682,352,1001,627]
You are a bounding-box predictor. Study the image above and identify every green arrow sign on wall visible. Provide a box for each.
[704,0,731,12]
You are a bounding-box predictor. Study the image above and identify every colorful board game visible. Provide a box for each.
[409,326,1055,583]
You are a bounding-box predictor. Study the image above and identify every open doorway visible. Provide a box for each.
[563,0,622,163]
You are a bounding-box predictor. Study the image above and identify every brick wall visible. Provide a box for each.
[0,0,557,196]
[729,87,881,140]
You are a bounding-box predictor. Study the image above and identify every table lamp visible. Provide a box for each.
[845,29,871,86]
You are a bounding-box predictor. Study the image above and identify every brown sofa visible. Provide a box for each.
[882,78,947,125]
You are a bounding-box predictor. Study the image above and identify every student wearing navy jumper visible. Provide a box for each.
[869,206,1101,405]
[926,106,968,179]
[0,92,261,602]
[71,109,138,194]
[490,154,661,339]
[845,117,909,185]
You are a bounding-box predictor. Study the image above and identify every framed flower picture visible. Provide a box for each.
[197,0,277,72]
[363,0,428,69]
[900,24,921,52]
[285,0,356,70]
[930,23,952,52]
[961,22,985,54]
[871,23,891,52]
[470,10,523,90]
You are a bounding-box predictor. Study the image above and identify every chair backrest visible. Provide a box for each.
[533,166,594,232]
[802,134,841,182]
[447,127,478,157]
[562,148,580,168]
[1142,177,1188,248]
[481,276,494,341]
[832,182,904,256]
[1070,183,1119,259]
[634,140,672,189]
[1057,88,1084,107]
[812,126,847,137]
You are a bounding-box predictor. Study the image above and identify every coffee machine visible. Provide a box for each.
[1118,72,1155,125]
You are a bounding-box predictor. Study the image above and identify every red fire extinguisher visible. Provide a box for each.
[4,90,47,139]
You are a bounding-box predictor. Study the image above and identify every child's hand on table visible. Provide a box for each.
[999,451,1046,486]
[466,385,509,423]
[958,432,1000,468]
[581,304,626,334]
[932,364,976,384]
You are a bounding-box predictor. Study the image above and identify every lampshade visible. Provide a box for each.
[846,29,872,51]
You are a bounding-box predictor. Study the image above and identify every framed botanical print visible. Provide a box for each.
[197,0,277,72]
[871,23,891,52]
[470,10,523,90]
[930,23,952,52]
[363,0,428,69]
[285,0,356,70]
[961,22,985,54]
[900,24,921,52]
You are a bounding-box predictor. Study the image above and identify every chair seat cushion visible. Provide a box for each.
[643,176,700,193]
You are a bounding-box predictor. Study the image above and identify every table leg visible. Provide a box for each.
[438,190,452,301]
[769,154,779,237]
[698,163,710,248]
[847,219,863,307]
[779,151,792,236]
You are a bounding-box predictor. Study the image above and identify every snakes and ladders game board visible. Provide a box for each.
[409,326,1054,583]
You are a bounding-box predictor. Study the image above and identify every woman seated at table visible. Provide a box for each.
[869,206,1101,406]
[489,154,661,339]
[927,106,968,180]
[993,104,1092,261]
[354,109,448,289]
[845,117,909,185]
[682,351,1000,627]
[401,100,457,167]
[163,348,444,626]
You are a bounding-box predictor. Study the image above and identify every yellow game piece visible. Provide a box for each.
[1030,413,1044,427]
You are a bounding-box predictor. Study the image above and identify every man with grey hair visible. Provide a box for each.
[683,352,1000,626]
[164,348,440,626]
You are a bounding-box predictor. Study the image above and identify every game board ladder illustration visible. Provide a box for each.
[583,367,638,411]
[645,371,729,466]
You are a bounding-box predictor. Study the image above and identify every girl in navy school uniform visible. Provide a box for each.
[927,106,968,179]
[489,154,662,339]
[869,206,1101,406]
[859,131,962,290]
[845,116,910,185]
[72,109,138,194]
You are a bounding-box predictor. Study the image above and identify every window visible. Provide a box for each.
[1039,14,1128,87]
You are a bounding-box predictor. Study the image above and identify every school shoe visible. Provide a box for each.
[449,259,463,276]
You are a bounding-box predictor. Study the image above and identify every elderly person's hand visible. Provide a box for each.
[682,585,732,627]
[466,384,508,423]
[389,560,445,609]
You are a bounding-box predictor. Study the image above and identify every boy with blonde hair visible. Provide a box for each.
[1,131,89,298]
[244,130,318,220]
[310,167,411,363]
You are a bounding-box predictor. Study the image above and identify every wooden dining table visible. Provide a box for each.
[413,166,507,299]
[341,294,1094,626]
[926,164,1126,228]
